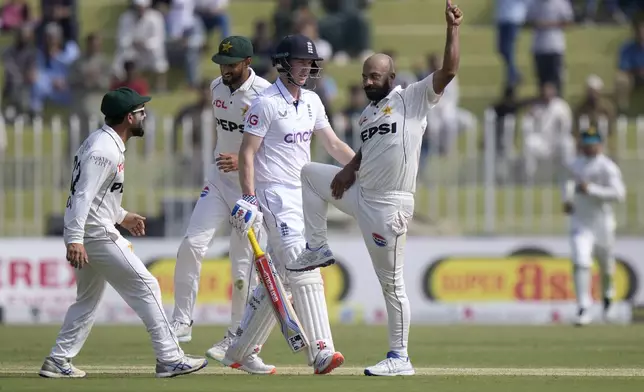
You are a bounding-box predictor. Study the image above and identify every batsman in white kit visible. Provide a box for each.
[39,87,208,379]
[225,34,356,374]
[288,2,463,376]
[170,36,272,368]
[562,126,625,326]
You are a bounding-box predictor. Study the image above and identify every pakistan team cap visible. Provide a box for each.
[211,36,254,65]
[579,125,602,145]
[100,87,151,118]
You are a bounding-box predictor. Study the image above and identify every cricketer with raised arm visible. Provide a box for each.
[226,34,355,375]
[40,87,208,379]
[286,1,463,376]
[562,126,626,327]
[170,37,273,371]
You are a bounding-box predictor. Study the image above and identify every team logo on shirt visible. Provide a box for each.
[372,233,387,247]
[215,99,229,109]
[284,130,312,144]
[241,105,249,117]
[200,186,210,198]
[382,105,393,116]
[247,114,259,127]
[360,122,398,142]
[217,118,244,133]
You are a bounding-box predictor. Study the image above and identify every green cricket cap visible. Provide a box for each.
[100,87,151,118]
[211,36,254,65]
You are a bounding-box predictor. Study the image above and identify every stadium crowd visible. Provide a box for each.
[0,0,643,180]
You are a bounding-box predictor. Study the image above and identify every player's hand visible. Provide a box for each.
[331,166,357,199]
[230,196,263,236]
[66,243,88,269]
[575,182,589,194]
[563,202,574,215]
[216,153,239,172]
[446,0,463,26]
[121,212,146,236]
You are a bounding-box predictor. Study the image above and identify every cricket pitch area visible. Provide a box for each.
[1,325,643,391]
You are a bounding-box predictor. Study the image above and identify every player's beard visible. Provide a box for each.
[364,80,392,103]
[130,119,145,137]
[222,72,242,87]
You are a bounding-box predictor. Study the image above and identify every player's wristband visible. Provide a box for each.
[242,194,258,206]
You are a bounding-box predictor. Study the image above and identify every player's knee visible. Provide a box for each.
[300,162,317,181]
[179,235,208,260]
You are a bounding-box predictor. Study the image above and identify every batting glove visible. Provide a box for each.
[231,197,262,236]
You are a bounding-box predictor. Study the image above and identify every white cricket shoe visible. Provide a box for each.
[221,353,276,375]
[364,351,415,376]
[155,355,208,378]
[172,320,193,343]
[314,349,345,375]
[574,308,592,327]
[205,333,234,361]
[286,243,335,272]
[38,357,86,378]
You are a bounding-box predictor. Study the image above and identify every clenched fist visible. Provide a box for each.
[446,0,463,26]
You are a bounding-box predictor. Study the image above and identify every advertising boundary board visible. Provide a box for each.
[0,236,641,325]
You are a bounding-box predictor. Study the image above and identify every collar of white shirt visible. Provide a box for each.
[236,67,257,92]
[275,77,308,105]
[102,125,126,153]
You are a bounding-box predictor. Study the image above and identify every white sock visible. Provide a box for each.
[573,265,592,309]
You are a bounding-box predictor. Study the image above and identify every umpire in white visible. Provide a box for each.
[39,88,208,379]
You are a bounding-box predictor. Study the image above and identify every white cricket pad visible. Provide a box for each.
[290,269,334,366]
[226,284,277,362]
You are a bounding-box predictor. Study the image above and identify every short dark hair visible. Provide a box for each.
[105,115,126,127]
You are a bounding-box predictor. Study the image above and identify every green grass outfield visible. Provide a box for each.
[1,325,644,391]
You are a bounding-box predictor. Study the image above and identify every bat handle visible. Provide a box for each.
[247,228,264,257]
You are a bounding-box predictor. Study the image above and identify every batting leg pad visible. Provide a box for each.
[289,269,334,366]
[226,284,277,362]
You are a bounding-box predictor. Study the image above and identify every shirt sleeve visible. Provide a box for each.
[399,71,442,120]
[313,94,331,131]
[243,97,273,138]
[63,150,117,245]
[586,163,626,202]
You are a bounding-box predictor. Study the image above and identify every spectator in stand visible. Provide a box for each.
[114,0,168,91]
[2,25,36,116]
[334,84,366,150]
[382,49,416,88]
[165,0,206,87]
[574,75,616,137]
[317,0,372,65]
[525,0,574,96]
[35,0,77,46]
[615,18,644,115]
[69,33,111,122]
[0,0,31,33]
[582,0,627,24]
[250,19,273,77]
[296,17,332,60]
[495,0,529,88]
[30,22,79,114]
[273,0,311,44]
[522,82,574,181]
[111,60,150,96]
[195,0,230,38]
[173,79,213,183]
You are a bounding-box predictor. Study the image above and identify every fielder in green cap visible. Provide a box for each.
[169,36,273,371]
[100,86,151,139]
[39,85,210,379]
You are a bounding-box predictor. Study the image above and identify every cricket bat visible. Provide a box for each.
[247,228,309,353]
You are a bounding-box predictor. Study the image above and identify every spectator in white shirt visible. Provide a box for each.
[165,0,205,87]
[195,0,229,38]
[113,0,168,91]
[522,81,574,181]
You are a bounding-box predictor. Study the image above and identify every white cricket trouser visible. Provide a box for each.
[50,234,184,363]
[569,221,616,309]
[173,172,260,336]
[301,162,414,356]
[229,182,335,366]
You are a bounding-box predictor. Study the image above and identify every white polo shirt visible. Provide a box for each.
[243,78,330,187]
[209,68,271,185]
[358,72,441,193]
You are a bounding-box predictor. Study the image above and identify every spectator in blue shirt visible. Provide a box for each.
[495,0,530,88]
[615,19,644,114]
[30,22,79,114]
